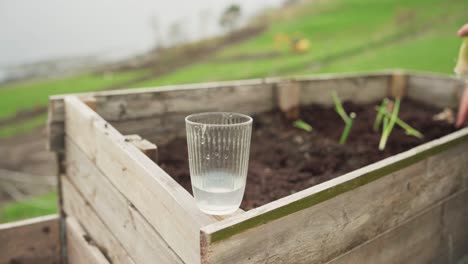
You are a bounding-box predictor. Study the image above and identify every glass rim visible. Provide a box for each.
[185,112,253,127]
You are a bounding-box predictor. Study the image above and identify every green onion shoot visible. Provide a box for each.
[379,98,401,150]
[293,119,313,132]
[332,91,356,145]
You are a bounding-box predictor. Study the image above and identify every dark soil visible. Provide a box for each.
[158,99,457,210]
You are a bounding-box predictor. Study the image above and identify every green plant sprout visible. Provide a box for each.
[332,91,356,145]
[379,98,401,150]
[293,119,313,132]
[373,98,389,131]
[373,98,423,139]
[379,110,424,139]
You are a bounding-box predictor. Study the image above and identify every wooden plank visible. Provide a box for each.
[407,73,465,108]
[82,96,97,111]
[48,73,392,125]
[200,135,468,264]
[125,134,159,163]
[277,81,300,119]
[47,71,461,152]
[48,79,274,152]
[66,217,110,264]
[0,215,59,264]
[388,71,407,98]
[62,177,136,263]
[326,191,468,264]
[443,189,468,263]
[202,129,468,242]
[63,138,181,263]
[64,96,215,264]
[96,82,274,121]
[49,79,273,123]
[298,74,389,105]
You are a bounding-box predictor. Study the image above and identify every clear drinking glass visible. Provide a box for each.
[185,112,252,215]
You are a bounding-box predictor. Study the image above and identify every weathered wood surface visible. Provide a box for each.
[124,134,159,163]
[49,78,273,123]
[298,73,389,105]
[48,71,462,152]
[66,217,110,264]
[48,79,274,151]
[0,215,59,264]
[62,176,136,264]
[64,96,215,264]
[63,138,181,263]
[327,189,468,264]
[48,72,393,151]
[407,73,465,108]
[444,189,468,263]
[388,71,407,98]
[201,130,468,264]
[277,80,300,119]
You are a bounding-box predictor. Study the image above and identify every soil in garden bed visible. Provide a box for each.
[159,98,458,210]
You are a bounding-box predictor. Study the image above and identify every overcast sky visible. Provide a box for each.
[0,0,284,68]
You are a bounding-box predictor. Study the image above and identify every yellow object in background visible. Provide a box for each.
[455,38,468,79]
[294,38,311,53]
[274,33,310,53]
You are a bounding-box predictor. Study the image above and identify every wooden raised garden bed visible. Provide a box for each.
[4,71,467,264]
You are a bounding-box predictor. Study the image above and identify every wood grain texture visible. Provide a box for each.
[125,134,159,163]
[0,215,59,264]
[96,82,274,122]
[298,74,389,105]
[326,191,468,264]
[62,177,136,264]
[63,138,182,263]
[201,134,468,264]
[48,79,274,152]
[443,189,468,263]
[407,73,465,108]
[66,217,110,264]
[64,96,215,264]
[277,81,300,119]
[389,71,407,98]
[47,71,461,152]
[49,73,392,124]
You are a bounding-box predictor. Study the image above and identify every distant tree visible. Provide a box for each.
[219,4,242,32]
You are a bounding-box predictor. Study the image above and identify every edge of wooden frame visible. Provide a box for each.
[63,96,217,263]
[201,126,468,243]
[47,70,461,151]
[66,216,110,264]
[0,214,59,264]
[47,69,466,254]
[0,214,58,230]
[49,71,393,103]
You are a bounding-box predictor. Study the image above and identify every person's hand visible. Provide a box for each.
[456,24,468,127]
[458,24,468,37]
[457,86,468,127]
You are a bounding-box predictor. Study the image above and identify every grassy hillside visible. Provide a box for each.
[139,0,467,87]
[1,0,468,222]
[0,71,146,138]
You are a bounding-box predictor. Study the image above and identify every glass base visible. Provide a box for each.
[198,206,239,216]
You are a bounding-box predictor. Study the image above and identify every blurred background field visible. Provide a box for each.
[0,0,467,223]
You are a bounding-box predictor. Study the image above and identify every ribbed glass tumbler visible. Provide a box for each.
[185,112,252,215]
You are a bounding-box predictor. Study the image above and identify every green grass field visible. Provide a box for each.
[0,191,57,223]
[139,0,467,87]
[1,0,467,223]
